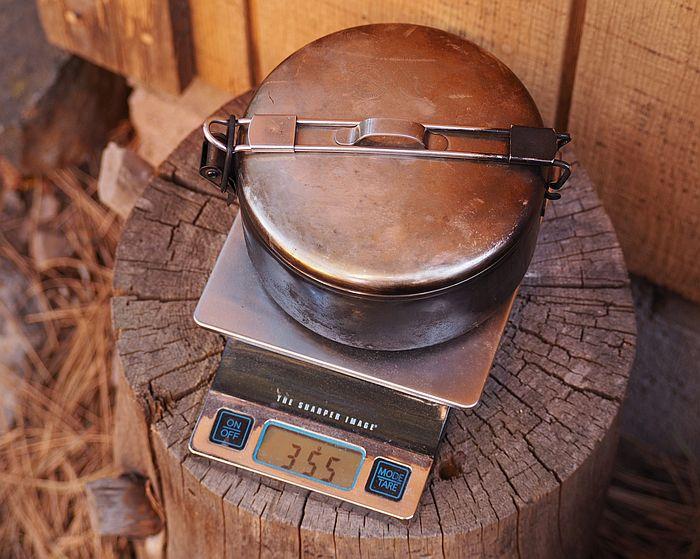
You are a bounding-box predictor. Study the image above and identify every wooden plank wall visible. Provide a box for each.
[187,0,251,92]
[247,0,574,125]
[35,0,700,301]
[568,0,700,302]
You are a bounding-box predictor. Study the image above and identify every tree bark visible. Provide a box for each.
[111,91,636,558]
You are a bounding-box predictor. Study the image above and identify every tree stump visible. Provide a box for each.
[111,92,636,558]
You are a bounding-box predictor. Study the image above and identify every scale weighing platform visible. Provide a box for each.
[189,217,514,519]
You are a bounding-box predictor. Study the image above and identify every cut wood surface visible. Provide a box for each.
[569,0,700,302]
[128,78,232,167]
[111,92,636,558]
[98,142,154,219]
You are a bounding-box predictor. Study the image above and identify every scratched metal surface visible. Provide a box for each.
[239,24,544,294]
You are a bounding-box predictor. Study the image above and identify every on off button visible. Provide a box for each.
[209,409,253,450]
[365,458,411,501]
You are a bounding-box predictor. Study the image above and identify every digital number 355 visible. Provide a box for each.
[282,444,340,483]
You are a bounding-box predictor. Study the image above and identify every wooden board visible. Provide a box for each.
[36,0,194,93]
[569,0,700,302]
[187,0,252,93]
[247,0,576,124]
[128,77,232,167]
[110,92,636,558]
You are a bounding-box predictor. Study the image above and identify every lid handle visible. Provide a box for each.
[334,117,447,150]
[200,115,572,203]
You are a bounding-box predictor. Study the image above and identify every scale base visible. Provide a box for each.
[190,341,448,519]
[194,216,515,409]
[189,216,516,518]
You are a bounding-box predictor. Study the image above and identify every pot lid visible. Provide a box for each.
[238,24,545,296]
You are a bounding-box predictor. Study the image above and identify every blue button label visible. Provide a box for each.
[366,458,411,501]
[209,409,253,450]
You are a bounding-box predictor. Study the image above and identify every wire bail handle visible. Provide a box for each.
[200,114,572,202]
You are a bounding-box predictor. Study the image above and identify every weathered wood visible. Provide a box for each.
[85,474,163,538]
[112,92,636,558]
[36,0,194,94]
[128,78,232,167]
[98,143,154,219]
[569,0,700,302]
[247,0,576,125]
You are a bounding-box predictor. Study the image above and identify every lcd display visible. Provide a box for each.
[254,422,364,490]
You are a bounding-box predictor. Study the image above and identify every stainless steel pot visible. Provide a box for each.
[199,24,571,351]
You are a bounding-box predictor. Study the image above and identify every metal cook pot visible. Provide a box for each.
[199,24,571,351]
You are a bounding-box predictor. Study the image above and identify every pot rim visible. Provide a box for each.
[240,202,540,301]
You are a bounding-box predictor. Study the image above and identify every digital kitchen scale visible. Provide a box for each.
[189,216,515,519]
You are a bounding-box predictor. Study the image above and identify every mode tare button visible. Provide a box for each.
[365,458,411,501]
[209,409,253,450]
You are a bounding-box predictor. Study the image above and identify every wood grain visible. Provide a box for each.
[36,0,194,93]
[187,0,252,92]
[111,93,636,557]
[248,0,575,124]
[569,0,700,302]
